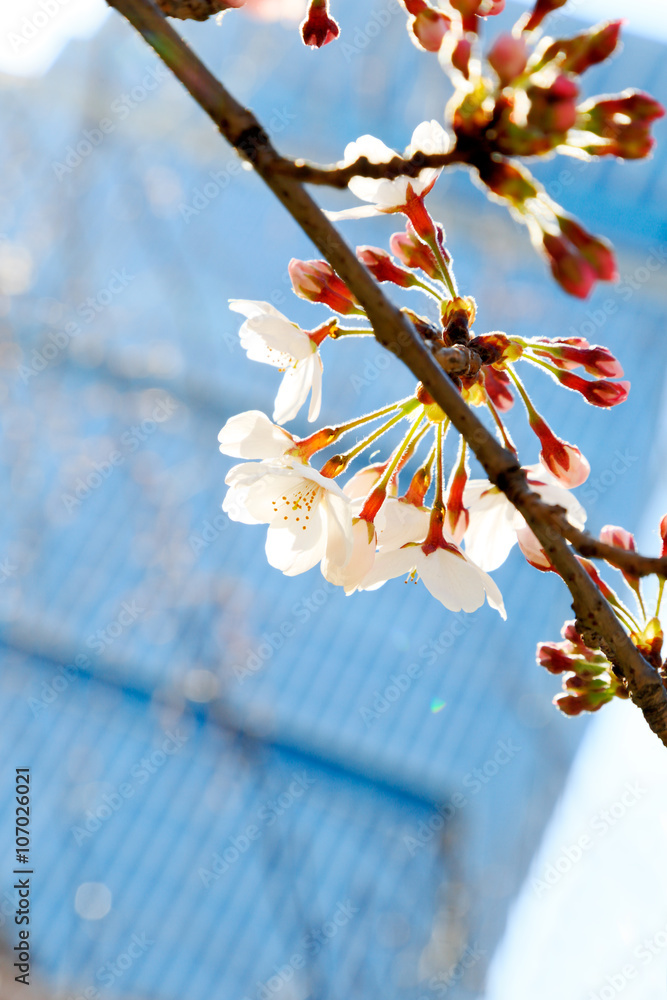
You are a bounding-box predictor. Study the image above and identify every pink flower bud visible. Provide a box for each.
[483,366,514,412]
[411,9,451,51]
[542,20,623,75]
[357,246,417,288]
[533,341,623,378]
[530,415,590,486]
[523,0,567,33]
[488,34,528,85]
[660,514,667,558]
[555,371,630,408]
[527,75,579,134]
[600,525,635,550]
[537,643,574,674]
[553,692,588,716]
[600,524,639,592]
[478,159,539,206]
[300,0,339,47]
[452,37,472,78]
[578,91,664,160]
[390,227,440,279]
[289,259,361,315]
[556,217,617,281]
[542,233,597,299]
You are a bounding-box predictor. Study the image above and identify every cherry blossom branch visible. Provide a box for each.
[270,150,466,188]
[558,523,667,578]
[105,0,667,748]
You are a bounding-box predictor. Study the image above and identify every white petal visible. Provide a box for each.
[265,507,326,576]
[358,544,419,590]
[406,119,450,195]
[218,410,294,459]
[343,466,383,501]
[229,299,285,321]
[320,494,355,580]
[307,354,323,423]
[462,485,517,572]
[375,499,430,550]
[344,135,398,205]
[273,360,314,425]
[324,205,384,222]
[324,518,376,594]
[420,549,506,618]
[240,313,312,365]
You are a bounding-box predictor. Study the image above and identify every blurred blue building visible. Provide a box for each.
[0,3,664,998]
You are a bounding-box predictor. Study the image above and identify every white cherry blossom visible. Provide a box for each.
[462,465,586,572]
[229,300,323,424]
[223,457,353,577]
[326,120,450,221]
[358,499,506,617]
[218,410,296,460]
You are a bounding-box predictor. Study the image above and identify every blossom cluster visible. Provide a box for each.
[217,136,632,623]
[538,518,667,715]
[394,0,664,297]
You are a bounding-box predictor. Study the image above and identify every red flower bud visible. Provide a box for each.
[289,259,361,315]
[578,91,664,160]
[530,414,590,486]
[660,514,667,559]
[357,247,418,288]
[483,366,514,412]
[488,34,528,85]
[541,20,623,75]
[556,217,617,281]
[600,524,639,592]
[600,525,635,553]
[533,340,623,378]
[523,0,567,33]
[555,371,630,408]
[553,693,588,716]
[527,75,579,134]
[390,227,440,279]
[452,37,472,78]
[478,159,539,206]
[537,643,574,674]
[300,0,339,47]
[542,233,597,299]
[411,9,451,51]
